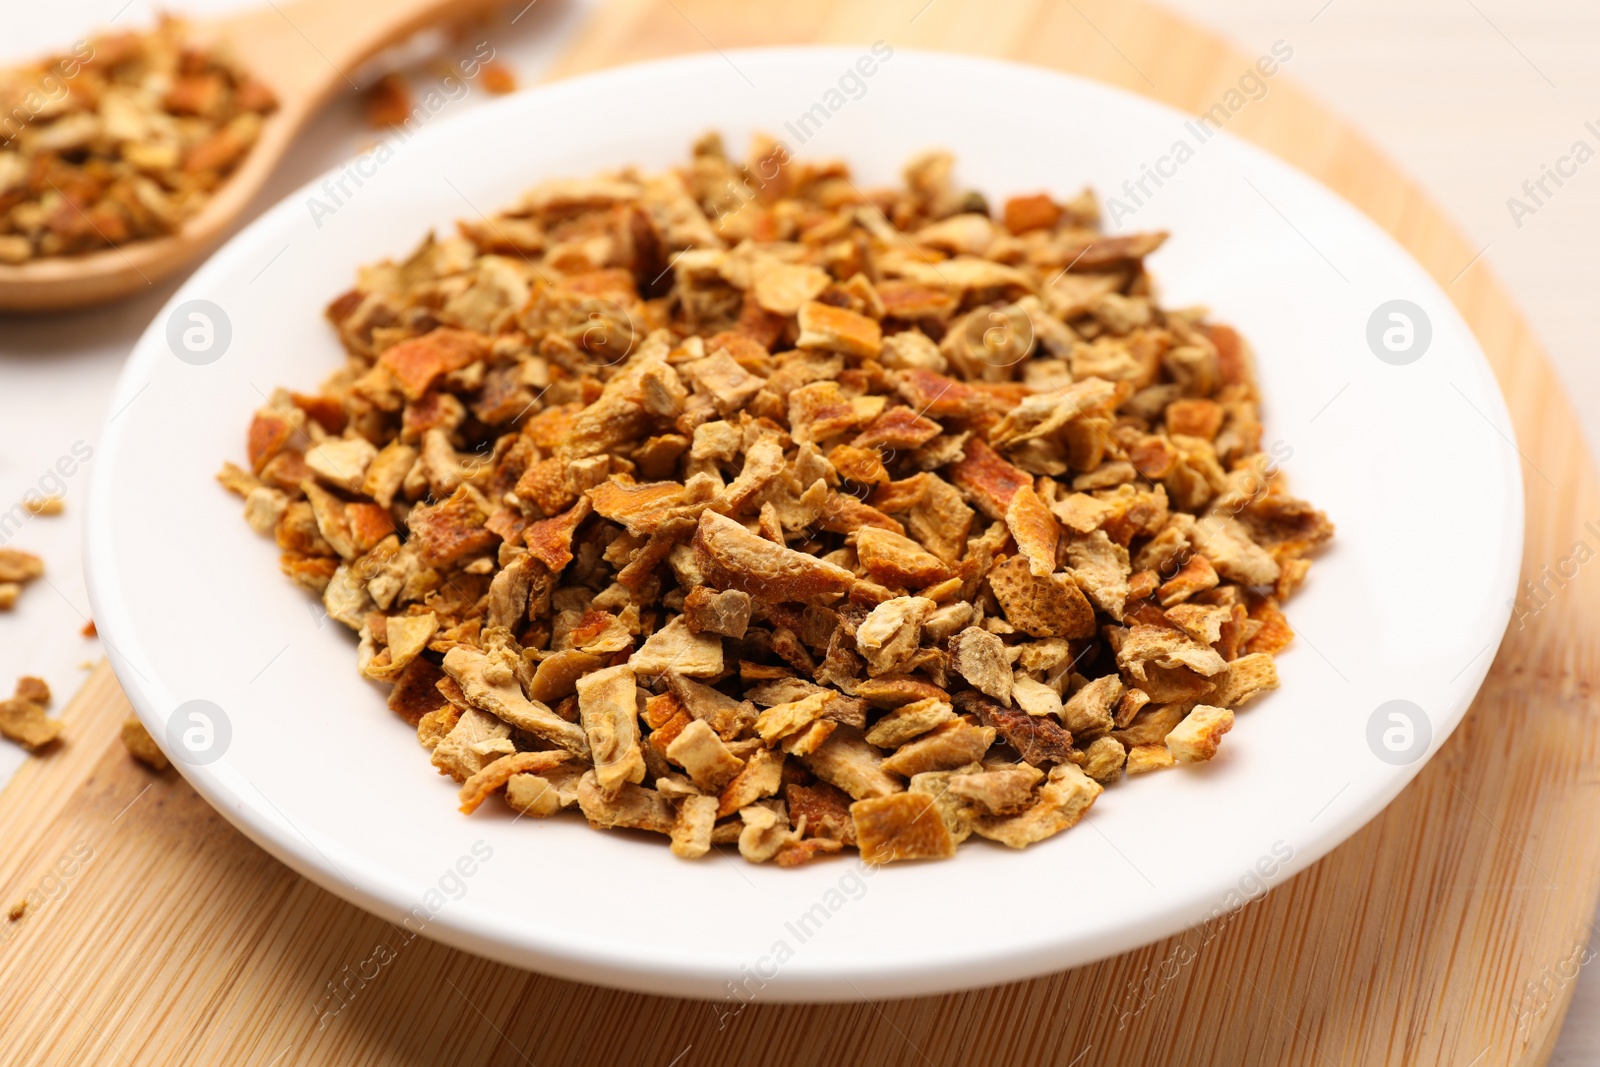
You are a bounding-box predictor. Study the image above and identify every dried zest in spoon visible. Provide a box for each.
[0,16,277,263]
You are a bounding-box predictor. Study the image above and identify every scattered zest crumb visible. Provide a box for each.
[0,548,43,610]
[120,715,170,771]
[23,495,64,516]
[225,133,1331,865]
[0,675,60,752]
[481,62,517,95]
[81,619,97,637]
[365,73,412,129]
[6,899,25,922]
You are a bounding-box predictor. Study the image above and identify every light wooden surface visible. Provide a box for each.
[0,0,504,312]
[4,0,1600,1064]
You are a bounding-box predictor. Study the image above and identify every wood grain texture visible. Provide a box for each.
[4,0,1599,1064]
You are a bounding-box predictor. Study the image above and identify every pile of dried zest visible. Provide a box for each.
[0,17,277,263]
[221,135,1331,866]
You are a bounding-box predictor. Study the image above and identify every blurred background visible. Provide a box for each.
[2,0,1595,1057]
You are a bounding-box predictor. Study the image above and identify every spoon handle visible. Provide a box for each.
[210,0,509,118]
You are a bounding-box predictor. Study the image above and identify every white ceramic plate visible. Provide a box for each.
[86,48,1523,1001]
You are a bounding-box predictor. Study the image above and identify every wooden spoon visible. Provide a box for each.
[0,0,506,313]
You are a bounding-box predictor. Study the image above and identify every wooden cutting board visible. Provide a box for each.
[4,1,1598,1064]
